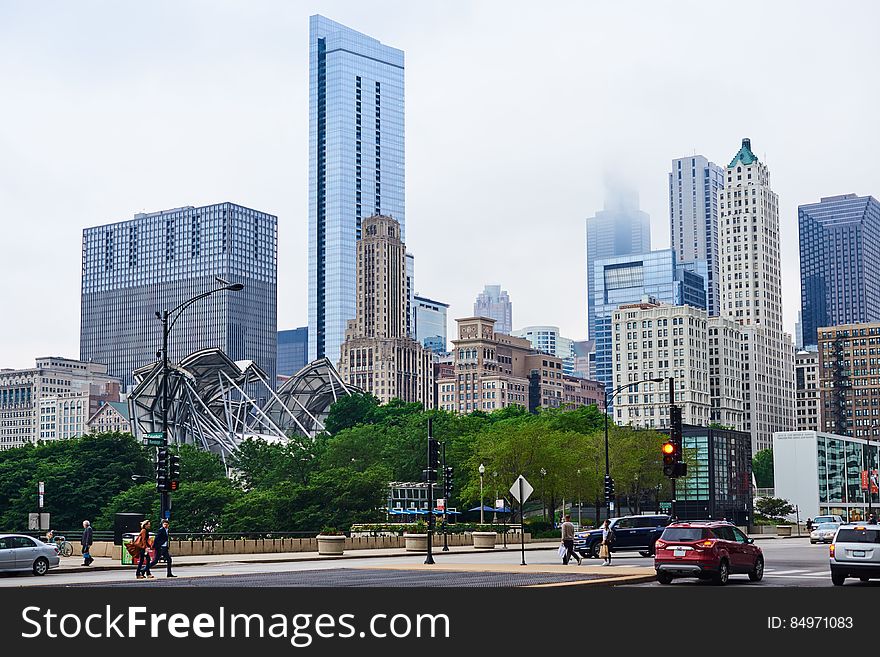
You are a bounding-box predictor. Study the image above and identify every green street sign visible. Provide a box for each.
[143,432,165,447]
[660,502,672,512]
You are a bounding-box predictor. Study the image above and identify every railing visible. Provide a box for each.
[18,530,322,542]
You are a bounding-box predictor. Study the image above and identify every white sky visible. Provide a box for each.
[1,0,878,369]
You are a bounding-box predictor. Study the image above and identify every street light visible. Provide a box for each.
[576,468,582,527]
[156,277,244,520]
[479,463,485,524]
[540,468,547,522]
[492,471,498,523]
[603,377,665,521]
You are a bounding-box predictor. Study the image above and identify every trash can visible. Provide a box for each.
[121,533,137,565]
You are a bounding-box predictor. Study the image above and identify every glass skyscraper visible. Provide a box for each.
[799,194,880,347]
[414,295,448,354]
[80,202,278,390]
[309,15,405,364]
[473,285,513,335]
[592,249,706,404]
[277,327,309,378]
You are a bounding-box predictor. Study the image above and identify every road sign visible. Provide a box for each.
[509,475,533,504]
[660,502,672,512]
[436,498,446,511]
[143,433,165,447]
[495,499,505,509]
[38,481,44,509]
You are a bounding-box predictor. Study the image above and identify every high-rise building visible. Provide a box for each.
[799,194,880,348]
[795,347,821,432]
[591,249,706,407]
[571,339,595,380]
[277,327,309,378]
[718,138,795,451]
[0,357,121,449]
[80,203,278,390]
[586,190,651,339]
[474,285,512,335]
[669,155,725,316]
[414,295,449,354]
[405,253,415,339]
[309,15,405,364]
[511,326,575,375]
[338,216,432,406]
[708,316,744,429]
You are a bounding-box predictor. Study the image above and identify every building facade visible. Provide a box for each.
[414,294,449,354]
[718,138,795,452]
[669,155,725,316]
[337,216,432,406]
[512,326,575,375]
[586,191,652,340]
[86,401,132,435]
[309,15,405,363]
[799,194,880,348]
[795,348,821,432]
[571,339,595,380]
[277,327,309,378]
[80,202,278,390]
[0,358,121,449]
[473,285,513,335]
[708,316,744,428]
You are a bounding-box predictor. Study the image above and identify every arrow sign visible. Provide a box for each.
[509,475,533,504]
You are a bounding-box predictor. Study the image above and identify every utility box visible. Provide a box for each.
[114,513,144,545]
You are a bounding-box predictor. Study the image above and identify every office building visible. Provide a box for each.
[571,339,595,380]
[474,285,512,335]
[512,326,575,375]
[591,249,706,408]
[799,194,880,348]
[708,316,744,429]
[414,294,449,354]
[277,327,309,378]
[818,322,880,438]
[718,138,795,452]
[86,401,132,435]
[795,348,821,432]
[669,155,725,316]
[586,190,651,339]
[309,15,405,363]
[80,202,278,390]
[338,216,432,406]
[405,254,415,339]
[0,357,120,449]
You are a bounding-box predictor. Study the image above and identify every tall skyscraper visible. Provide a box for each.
[669,155,724,316]
[309,15,405,364]
[586,190,651,339]
[338,215,432,406]
[277,327,309,378]
[718,138,795,451]
[414,294,449,354]
[474,285,513,335]
[80,203,278,389]
[799,194,880,348]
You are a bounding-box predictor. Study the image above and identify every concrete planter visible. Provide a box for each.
[404,533,429,552]
[472,532,497,549]
[776,525,792,537]
[316,535,346,556]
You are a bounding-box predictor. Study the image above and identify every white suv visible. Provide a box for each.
[830,523,880,586]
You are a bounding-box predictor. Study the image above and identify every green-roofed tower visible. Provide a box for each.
[728,137,759,168]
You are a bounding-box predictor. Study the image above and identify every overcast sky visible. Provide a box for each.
[1,0,878,370]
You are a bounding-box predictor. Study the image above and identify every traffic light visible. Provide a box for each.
[155,447,169,492]
[443,466,454,498]
[662,441,676,477]
[604,474,615,501]
[169,454,181,491]
[670,406,683,445]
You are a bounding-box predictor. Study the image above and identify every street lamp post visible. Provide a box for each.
[603,377,665,521]
[157,277,243,520]
[540,467,547,522]
[577,468,582,527]
[492,471,498,523]
[479,463,485,525]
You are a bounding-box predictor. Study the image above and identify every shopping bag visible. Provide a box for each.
[557,544,567,558]
[599,544,609,559]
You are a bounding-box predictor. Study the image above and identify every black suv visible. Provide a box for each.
[575,515,671,559]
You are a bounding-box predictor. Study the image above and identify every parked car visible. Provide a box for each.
[654,521,764,585]
[0,534,61,576]
[813,515,845,526]
[829,523,880,585]
[810,522,840,544]
[575,514,671,559]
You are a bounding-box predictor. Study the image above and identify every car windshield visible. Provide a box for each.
[816,524,838,530]
[661,527,707,541]
[837,528,880,543]
[815,517,837,524]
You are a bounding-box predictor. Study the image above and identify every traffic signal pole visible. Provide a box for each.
[425,419,436,565]
[161,309,170,521]
[669,377,678,520]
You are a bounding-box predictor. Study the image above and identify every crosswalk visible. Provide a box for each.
[610,563,830,579]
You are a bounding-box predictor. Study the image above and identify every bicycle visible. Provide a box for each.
[51,535,73,557]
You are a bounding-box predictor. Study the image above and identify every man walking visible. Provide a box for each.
[81,520,94,566]
[561,514,581,565]
[149,519,176,577]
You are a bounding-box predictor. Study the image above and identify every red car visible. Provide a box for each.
[653,521,764,585]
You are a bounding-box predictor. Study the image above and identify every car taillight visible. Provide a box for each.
[655,540,667,550]
[830,544,835,557]
[53,546,59,555]
[696,539,716,549]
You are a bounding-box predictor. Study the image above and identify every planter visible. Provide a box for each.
[775,525,792,537]
[316,535,346,556]
[472,532,497,549]
[404,533,428,552]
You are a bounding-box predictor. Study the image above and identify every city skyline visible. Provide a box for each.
[2,1,879,369]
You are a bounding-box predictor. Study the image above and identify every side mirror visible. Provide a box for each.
[747,538,754,544]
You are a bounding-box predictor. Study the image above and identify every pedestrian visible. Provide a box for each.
[81,520,94,566]
[869,513,878,525]
[133,520,154,580]
[560,514,581,566]
[600,519,615,566]
[806,518,813,532]
[149,519,176,577]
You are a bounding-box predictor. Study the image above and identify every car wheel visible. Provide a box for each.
[590,542,602,559]
[810,540,816,544]
[860,576,870,582]
[749,557,764,582]
[639,551,652,558]
[657,572,673,585]
[713,560,729,586]
[831,571,846,586]
[33,557,49,576]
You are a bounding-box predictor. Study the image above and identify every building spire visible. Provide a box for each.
[728,137,758,168]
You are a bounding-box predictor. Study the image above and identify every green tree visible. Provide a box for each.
[753,448,774,488]
[94,483,160,530]
[176,443,227,483]
[755,496,794,522]
[323,393,381,435]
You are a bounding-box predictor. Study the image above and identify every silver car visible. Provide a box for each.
[0,534,61,576]
[830,523,880,585]
[810,522,839,544]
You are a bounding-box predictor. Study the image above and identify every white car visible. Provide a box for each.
[810,522,839,544]
[0,534,61,575]
[813,515,845,526]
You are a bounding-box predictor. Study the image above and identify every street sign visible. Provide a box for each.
[495,499,505,509]
[38,481,44,509]
[509,475,533,504]
[436,498,446,511]
[143,433,165,447]
[660,502,672,512]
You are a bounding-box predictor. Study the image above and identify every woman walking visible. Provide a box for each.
[600,519,615,566]
[134,520,155,580]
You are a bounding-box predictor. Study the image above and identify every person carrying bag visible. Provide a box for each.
[600,519,615,566]
[132,520,155,580]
